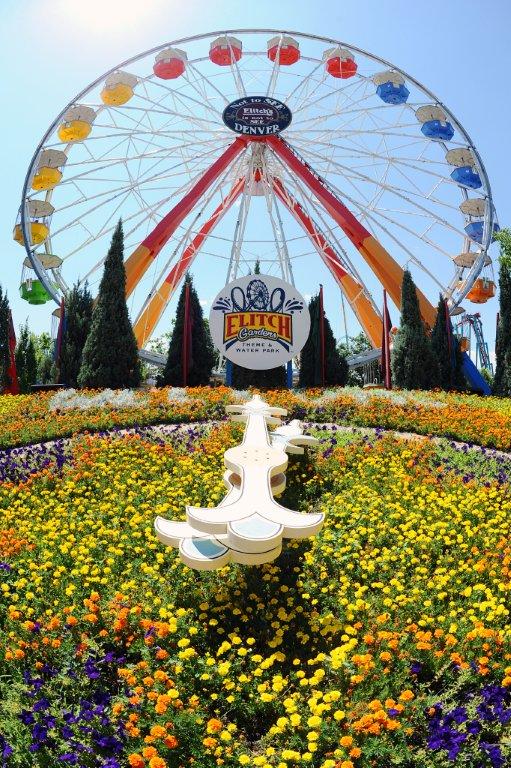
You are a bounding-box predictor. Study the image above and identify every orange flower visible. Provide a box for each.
[339,736,353,748]
[203,737,217,748]
[150,725,166,738]
[207,718,223,733]
[164,735,179,749]
[142,747,157,759]
[149,758,167,768]
[128,755,145,768]
[349,748,362,758]
[400,690,414,702]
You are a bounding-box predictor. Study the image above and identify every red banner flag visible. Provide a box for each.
[6,310,19,395]
[381,289,392,390]
[55,297,66,367]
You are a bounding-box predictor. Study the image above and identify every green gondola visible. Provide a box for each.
[19,279,52,305]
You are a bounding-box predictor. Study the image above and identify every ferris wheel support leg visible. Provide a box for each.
[125,137,247,298]
[266,135,436,328]
[272,178,383,348]
[133,178,245,348]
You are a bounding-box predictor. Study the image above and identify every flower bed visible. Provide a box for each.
[1,386,511,451]
[0,424,510,767]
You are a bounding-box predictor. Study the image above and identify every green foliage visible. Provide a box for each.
[338,331,372,387]
[299,293,348,387]
[60,282,93,387]
[481,367,494,388]
[159,274,216,386]
[0,286,10,391]
[230,362,287,390]
[392,270,439,390]
[430,296,465,391]
[31,332,55,385]
[78,221,141,389]
[15,323,37,394]
[493,229,511,396]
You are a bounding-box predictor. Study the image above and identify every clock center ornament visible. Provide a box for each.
[154,395,323,570]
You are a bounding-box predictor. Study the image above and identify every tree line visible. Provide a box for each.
[1,222,511,395]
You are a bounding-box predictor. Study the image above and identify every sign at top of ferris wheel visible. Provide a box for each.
[222,96,292,137]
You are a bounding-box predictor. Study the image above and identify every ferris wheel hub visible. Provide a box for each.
[222,96,292,137]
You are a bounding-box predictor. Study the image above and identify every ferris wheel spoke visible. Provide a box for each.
[286,158,448,296]
[186,62,232,107]
[53,143,242,253]
[283,58,326,106]
[277,168,373,294]
[53,141,232,201]
[134,174,246,347]
[137,153,247,302]
[273,177,383,346]
[140,73,225,120]
[290,70,370,117]
[294,138,458,189]
[287,137,466,238]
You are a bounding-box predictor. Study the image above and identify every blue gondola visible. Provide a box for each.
[421,119,454,141]
[464,220,500,244]
[376,81,409,104]
[451,166,482,189]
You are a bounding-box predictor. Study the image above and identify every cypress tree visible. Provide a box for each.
[15,323,37,394]
[299,293,348,387]
[392,270,439,390]
[160,274,215,386]
[493,229,511,396]
[430,296,465,391]
[60,282,93,387]
[78,220,141,389]
[0,287,10,392]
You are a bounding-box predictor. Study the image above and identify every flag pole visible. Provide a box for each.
[382,289,392,390]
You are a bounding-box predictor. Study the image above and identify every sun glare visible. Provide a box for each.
[48,0,171,39]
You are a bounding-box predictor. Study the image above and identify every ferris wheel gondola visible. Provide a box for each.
[17,29,498,350]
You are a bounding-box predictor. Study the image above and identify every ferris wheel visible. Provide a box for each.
[15,29,499,350]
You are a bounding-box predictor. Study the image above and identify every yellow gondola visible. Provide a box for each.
[58,106,96,143]
[101,71,138,106]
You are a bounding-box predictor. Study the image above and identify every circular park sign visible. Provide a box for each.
[222,96,292,137]
[209,274,310,370]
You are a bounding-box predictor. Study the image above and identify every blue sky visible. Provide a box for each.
[2,0,510,359]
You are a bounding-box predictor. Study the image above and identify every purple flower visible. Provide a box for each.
[480,742,505,768]
[0,734,13,761]
[0,563,11,572]
[58,754,78,764]
[410,661,422,675]
[31,723,48,743]
[33,698,50,712]
[84,659,100,680]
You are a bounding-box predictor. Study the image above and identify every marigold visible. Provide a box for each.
[149,758,166,768]
[399,690,414,702]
